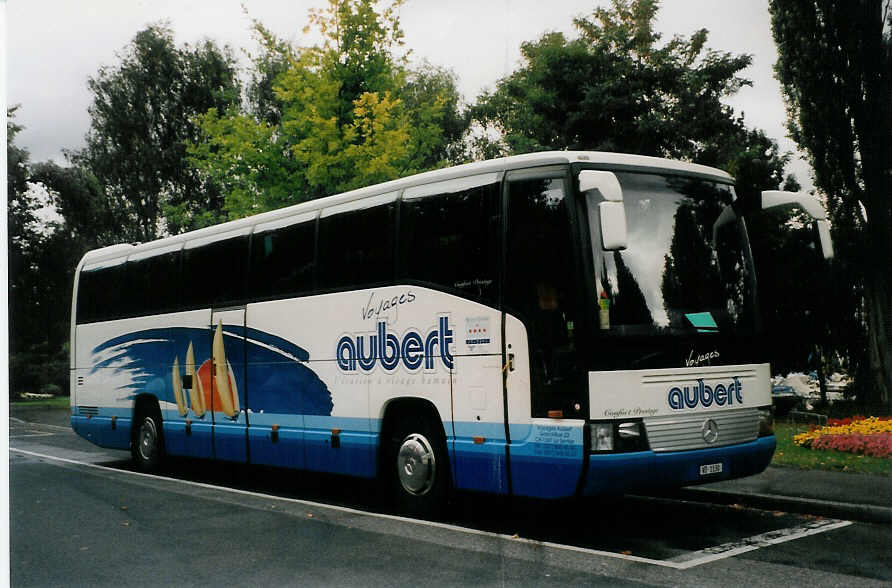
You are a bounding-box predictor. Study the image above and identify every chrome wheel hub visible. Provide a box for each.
[138,418,157,461]
[397,433,436,496]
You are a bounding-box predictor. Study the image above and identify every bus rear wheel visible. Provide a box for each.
[390,413,448,518]
[132,404,163,472]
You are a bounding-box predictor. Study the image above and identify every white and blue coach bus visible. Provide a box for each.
[70,151,832,514]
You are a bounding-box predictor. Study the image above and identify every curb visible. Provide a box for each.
[665,486,892,525]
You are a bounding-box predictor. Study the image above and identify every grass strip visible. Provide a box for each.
[11,396,71,409]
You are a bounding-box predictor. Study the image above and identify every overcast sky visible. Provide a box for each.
[4,0,812,189]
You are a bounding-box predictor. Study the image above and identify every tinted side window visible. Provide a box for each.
[182,236,249,309]
[317,203,395,291]
[249,221,316,300]
[129,250,181,316]
[77,262,129,323]
[399,181,499,304]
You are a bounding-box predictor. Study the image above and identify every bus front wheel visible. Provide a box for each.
[390,414,448,518]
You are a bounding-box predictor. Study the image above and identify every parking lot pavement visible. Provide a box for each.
[657,465,892,524]
[13,407,892,523]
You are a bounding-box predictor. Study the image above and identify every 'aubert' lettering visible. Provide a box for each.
[667,377,743,410]
[336,316,454,373]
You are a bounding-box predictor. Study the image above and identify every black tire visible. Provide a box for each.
[131,403,164,472]
[388,411,449,518]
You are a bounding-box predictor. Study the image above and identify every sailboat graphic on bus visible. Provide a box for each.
[171,322,239,419]
[90,323,333,420]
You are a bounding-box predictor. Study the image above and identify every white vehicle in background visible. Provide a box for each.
[70,151,832,514]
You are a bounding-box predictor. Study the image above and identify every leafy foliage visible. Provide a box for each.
[189,1,468,222]
[7,107,37,254]
[72,24,241,239]
[7,110,106,395]
[399,62,470,167]
[770,0,892,408]
[473,0,750,160]
[471,0,791,204]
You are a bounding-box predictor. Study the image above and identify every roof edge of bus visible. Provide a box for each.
[79,151,733,265]
[79,243,138,266]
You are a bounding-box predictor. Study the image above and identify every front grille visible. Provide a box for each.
[644,408,759,452]
[78,406,99,417]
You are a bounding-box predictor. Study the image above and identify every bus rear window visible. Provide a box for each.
[77,262,129,323]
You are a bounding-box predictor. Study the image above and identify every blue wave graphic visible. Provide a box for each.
[90,326,332,416]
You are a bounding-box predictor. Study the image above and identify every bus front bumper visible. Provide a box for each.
[581,435,776,496]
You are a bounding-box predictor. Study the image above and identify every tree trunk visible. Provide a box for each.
[864,270,892,411]
[814,344,828,405]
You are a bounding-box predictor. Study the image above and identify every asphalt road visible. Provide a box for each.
[9,411,892,587]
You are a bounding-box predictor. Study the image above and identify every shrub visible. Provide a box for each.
[794,416,892,457]
[811,433,892,458]
[39,383,63,396]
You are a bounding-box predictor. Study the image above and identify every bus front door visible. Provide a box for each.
[504,170,587,499]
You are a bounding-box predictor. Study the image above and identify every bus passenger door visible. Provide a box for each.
[210,308,248,463]
[504,170,587,499]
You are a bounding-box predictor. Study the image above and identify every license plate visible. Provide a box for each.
[699,462,723,475]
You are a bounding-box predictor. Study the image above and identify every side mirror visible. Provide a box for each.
[761,190,834,259]
[761,190,826,220]
[579,170,623,202]
[598,202,628,250]
[580,170,627,250]
[815,219,834,259]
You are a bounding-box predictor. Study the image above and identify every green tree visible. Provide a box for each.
[7,111,92,396]
[470,0,791,202]
[190,1,468,222]
[29,161,120,248]
[7,106,37,258]
[770,0,892,409]
[8,106,41,381]
[73,24,241,240]
[245,17,296,128]
[472,0,751,161]
[400,62,471,166]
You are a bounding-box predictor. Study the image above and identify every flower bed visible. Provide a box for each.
[793,416,892,458]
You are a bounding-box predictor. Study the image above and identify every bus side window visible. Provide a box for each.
[182,236,249,309]
[399,181,499,304]
[128,250,180,317]
[317,203,395,291]
[145,251,181,314]
[249,221,316,301]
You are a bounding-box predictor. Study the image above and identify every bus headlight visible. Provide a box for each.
[590,420,647,452]
[758,407,774,436]
[591,423,613,451]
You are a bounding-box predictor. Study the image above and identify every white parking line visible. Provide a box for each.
[9,417,71,431]
[668,519,853,568]
[9,446,853,570]
[10,432,55,438]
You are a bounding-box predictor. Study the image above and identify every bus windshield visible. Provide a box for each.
[588,172,758,337]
